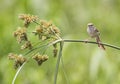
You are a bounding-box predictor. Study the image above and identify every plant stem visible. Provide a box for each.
[12,62,26,84]
[54,40,64,84]
[63,39,120,50]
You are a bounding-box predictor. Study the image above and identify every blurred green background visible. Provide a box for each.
[1,0,120,84]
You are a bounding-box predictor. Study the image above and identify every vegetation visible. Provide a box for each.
[1,0,120,84]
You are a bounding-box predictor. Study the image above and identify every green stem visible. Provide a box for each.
[12,61,26,84]
[63,39,120,50]
[54,40,64,84]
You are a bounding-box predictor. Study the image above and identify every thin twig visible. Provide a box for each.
[63,39,120,50]
[12,61,26,84]
[54,40,64,84]
[33,20,41,25]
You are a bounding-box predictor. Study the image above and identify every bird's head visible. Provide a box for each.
[87,23,94,27]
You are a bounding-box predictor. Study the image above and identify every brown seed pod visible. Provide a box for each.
[21,41,32,50]
[32,53,48,65]
[13,27,28,43]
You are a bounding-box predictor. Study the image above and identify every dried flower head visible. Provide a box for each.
[21,41,32,50]
[8,53,18,60]
[33,26,48,40]
[14,54,27,69]
[32,26,43,35]
[32,20,60,41]
[52,25,60,35]
[10,14,61,70]
[19,14,38,27]
[53,48,58,57]
[8,53,27,69]
[13,27,28,43]
[40,20,52,28]
[32,53,48,65]
[53,43,58,57]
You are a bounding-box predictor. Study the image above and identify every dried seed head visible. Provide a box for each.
[53,48,58,57]
[47,25,60,40]
[32,54,43,65]
[8,53,17,60]
[42,55,49,61]
[32,20,61,41]
[32,26,45,40]
[32,53,48,65]
[32,53,43,61]
[52,43,58,57]
[14,54,27,69]
[33,26,49,40]
[40,20,52,28]
[52,25,60,35]
[8,53,27,69]
[16,55,26,65]
[21,41,32,50]
[19,14,38,27]
[13,27,28,43]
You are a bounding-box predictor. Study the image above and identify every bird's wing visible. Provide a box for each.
[94,27,100,35]
[94,27,99,32]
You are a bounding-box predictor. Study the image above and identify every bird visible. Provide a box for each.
[87,23,105,50]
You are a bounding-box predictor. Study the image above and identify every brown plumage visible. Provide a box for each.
[87,23,105,50]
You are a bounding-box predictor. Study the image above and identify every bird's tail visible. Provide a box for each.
[96,36,105,50]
